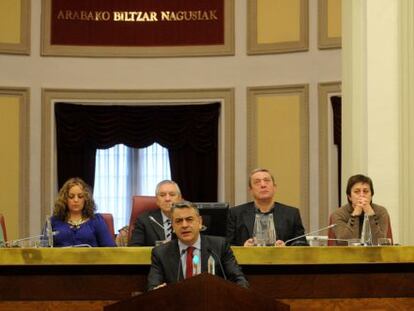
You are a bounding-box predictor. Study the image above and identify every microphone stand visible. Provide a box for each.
[149,216,165,230]
[284,224,337,245]
[4,231,59,247]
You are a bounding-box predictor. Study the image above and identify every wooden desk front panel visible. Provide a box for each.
[1,246,413,300]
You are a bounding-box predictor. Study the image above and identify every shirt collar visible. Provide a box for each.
[255,205,275,215]
[161,212,170,224]
[178,235,201,254]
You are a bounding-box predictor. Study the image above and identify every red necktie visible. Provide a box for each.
[185,246,194,279]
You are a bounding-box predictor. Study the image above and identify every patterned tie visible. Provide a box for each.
[185,246,194,279]
[165,219,172,240]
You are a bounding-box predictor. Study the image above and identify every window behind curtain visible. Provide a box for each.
[94,143,171,231]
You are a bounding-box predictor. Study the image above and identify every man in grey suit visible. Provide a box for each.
[147,201,249,290]
[129,180,182,246]
[226,168,307,246]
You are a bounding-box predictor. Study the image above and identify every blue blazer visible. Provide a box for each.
[51,213,116,247]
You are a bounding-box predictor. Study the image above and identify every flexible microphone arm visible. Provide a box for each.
[284,224,337,245]
[4,231,60,247]
[207,248,227,280]
[149,216,165,230]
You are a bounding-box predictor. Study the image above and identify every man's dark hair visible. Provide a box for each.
[171,201,200,216]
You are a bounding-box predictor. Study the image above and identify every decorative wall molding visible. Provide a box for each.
[0,0,30,55]
[247,84,309,229]
[0,87,30,237]
[41,88,235,221]
[247,0,309,55]
[318,0,341,49]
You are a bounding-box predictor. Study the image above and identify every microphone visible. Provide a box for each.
[176,248,187,283]
[284,224,337,246]
[5,231,60,247]
[207,248,227,280]
[149,216,165,230]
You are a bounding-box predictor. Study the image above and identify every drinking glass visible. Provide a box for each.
[253,214,276,246]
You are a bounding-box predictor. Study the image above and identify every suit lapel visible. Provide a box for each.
[273,203,284,240]
[200,236,209,273]
[167,240,183,282]
[242,204,256,237]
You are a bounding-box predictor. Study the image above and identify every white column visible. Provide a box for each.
[342,1,368,177]
[400,0,414,245]
[342,0,400,242]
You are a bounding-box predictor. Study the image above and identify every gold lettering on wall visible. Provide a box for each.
[56,10,218,22]
[113,11,158,22]
[160,10,218,21]
[57,10,111,21]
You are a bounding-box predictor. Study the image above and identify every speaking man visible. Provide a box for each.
[147,201,249,290]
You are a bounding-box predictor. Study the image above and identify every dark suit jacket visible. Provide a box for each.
[129,209,167,246]
[226,201,307,246]
[147,235,249,290]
